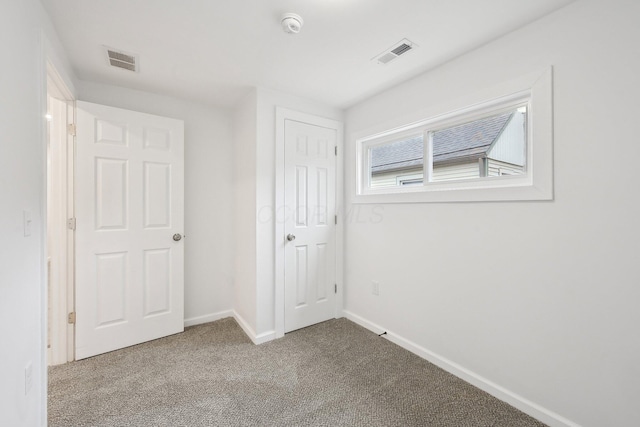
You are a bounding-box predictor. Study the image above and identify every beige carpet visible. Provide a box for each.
[49,318,546,426]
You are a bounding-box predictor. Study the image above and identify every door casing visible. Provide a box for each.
[275,108,344,338]
[46,61,76,366]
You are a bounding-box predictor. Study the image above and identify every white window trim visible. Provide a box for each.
[354,67,553,203]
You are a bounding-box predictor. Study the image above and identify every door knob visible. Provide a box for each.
[286,234,296,242]
[173,233,182,242]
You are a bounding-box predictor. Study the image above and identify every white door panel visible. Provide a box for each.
[284,120,336,332]
[75,101,184,359]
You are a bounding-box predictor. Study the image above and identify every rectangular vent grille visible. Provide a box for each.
[373,39,417,65]
[391,43,412,56]
[109,58,136,71]
[108,50,136,64]
[105,47,138,72]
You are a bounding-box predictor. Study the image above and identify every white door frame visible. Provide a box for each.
[274,108,344,338]
[46,61,76,365]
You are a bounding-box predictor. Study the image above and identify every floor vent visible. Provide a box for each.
[373,39,417,65]
[105,47,138,72]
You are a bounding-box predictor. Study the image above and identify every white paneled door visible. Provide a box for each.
[75,101,184,360]
[284,119,337,333]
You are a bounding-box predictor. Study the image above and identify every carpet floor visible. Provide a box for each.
[49,318,546,426]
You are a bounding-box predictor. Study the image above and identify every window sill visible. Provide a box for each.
[354,175,552,204]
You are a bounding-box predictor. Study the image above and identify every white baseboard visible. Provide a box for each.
[232,311,276,345]
[185,310,276,345]
[343,310,579,427]
[184,310,233,327]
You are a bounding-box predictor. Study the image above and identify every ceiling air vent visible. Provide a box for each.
[105,47,138,72]
[373,39,417,65]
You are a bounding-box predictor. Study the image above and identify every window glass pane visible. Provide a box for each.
[429,106,526,182]
[369,135,424,189]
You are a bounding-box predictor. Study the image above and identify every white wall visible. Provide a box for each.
[232,89,258,333]
[343,1,640,426]
[0,1,76,425]
[79,81,235,323]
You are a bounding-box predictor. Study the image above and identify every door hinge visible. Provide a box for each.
[67,124,76,136]
[334,215,337,225]
[335,146,338,156]
[334,284,337,294]
[67,218,76,230]
[67,312,76,324]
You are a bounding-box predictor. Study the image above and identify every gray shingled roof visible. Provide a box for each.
[370,136,423,174]
[371,113,513,174]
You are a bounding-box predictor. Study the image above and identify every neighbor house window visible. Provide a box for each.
[355,68,553,203]
[396,173,424,187]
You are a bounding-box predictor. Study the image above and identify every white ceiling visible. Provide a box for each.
[41,0,574,109]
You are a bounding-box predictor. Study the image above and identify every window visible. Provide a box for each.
[367,106,527,189]
[355,68,553,203]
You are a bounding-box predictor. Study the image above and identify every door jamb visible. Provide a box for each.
[46,61,76,365]
[274,108,344,338]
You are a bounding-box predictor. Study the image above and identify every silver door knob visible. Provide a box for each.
[286,234,296,242]
[173,233,182,241]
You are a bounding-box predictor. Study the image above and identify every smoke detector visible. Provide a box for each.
[281,13,304,34]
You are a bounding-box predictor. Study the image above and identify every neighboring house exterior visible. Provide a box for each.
[371,111,526,187]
